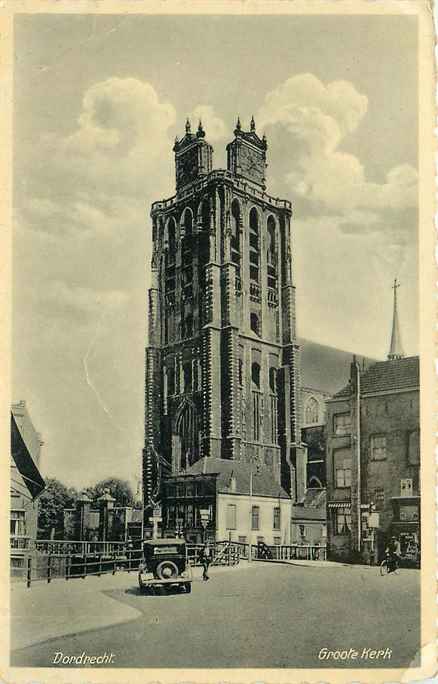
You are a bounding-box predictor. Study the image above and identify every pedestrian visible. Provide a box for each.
[199,542,211,581]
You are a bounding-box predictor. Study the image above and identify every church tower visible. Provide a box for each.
[142,117,304,518]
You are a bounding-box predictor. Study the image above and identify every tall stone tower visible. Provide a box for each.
[142,117,305,518]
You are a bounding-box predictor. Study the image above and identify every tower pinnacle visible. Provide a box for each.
[388,278,404,360]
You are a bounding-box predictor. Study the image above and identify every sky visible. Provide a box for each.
[12,13,418,489]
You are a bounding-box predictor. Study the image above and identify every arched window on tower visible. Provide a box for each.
[251,362,261,389]
[269,367,278,445]
[183,362,192,393]
[231,200,241,281]
[267,215,278,291]
[250,312,260,336]
[249,208,260,284]
[198,199,211,325]
[166,217,176,265]
[305,397,319,425]
[309,476,323,489]
[251,362,261,441]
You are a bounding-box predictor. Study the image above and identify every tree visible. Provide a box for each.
[86,477,134,507]
[37,478,78,538]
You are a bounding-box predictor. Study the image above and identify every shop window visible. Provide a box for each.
[186,504,194,527]
[167,505,176,528]
[334,449,351,488]
[226,504,237,530]
[273,506,281,530]
[407,429,420,465]
[334,413,351,436]
[334,510,351,535]
[370,434,386,460]
[251,505,260,530]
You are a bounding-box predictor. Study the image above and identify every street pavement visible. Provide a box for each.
[10,561,420,669]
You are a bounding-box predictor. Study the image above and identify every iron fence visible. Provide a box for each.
[12,540,327,587]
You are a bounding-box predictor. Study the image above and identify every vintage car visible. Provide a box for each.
[138,538,192,594]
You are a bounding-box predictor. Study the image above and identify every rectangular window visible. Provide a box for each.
[186,504,194,527]
[238,535,247,544]
[400,478,413,496]
[373,487,385,510]
[334,511,351,536]
[273,506,281,530]
[226,504,237,530]
[334,413,351,436]
[10,510,26,537]
[371,435,387,461]
[408,429,420,465]
[256,536,265,544]
[274,537,281,545]
[167,505,176,528]
[333,449,352,488]
[251,505,260,530]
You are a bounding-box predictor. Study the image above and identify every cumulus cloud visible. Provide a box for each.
[258,73,418,219]
[189,105,229,142]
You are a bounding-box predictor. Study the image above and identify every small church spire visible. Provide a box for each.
[388,278,404,360]
[250,115,256,132]
[234,116,242,136]
[185,118,191,134]
[197,119,205,138]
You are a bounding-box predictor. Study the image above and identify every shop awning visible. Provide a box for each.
[327,502,351,509]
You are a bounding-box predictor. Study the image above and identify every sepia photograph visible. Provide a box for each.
[3,2,435,681]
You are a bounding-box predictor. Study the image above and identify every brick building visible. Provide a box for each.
[325,282,420,564]
[143,117,305,522]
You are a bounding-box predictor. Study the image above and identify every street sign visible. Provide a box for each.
[368,512,380,528]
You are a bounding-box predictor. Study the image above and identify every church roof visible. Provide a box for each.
[298,337,378,395]
[333,356,419,399]
[186,458,290,499]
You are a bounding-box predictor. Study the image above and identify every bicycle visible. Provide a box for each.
[380,554,400,576]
